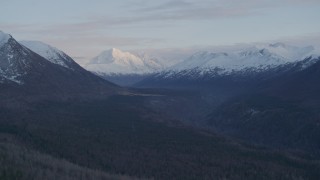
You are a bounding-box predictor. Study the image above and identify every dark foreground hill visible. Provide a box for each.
[0,134,138,180]
[1,95,319,180]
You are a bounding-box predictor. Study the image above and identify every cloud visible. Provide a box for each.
[126,0,256,21]
[133,0,192,12]
[67,0,320,29]
[4,0,319,37]
[37,1,255,33]
[126,0,320,20]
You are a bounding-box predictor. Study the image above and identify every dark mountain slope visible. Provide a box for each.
[264,57,320,101]
[0,32,119,102]
[207,57,320,156]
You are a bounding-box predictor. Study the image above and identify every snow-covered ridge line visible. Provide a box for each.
[169,43,318,73]
[20,41,75,69]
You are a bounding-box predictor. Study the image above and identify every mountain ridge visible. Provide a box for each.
[0,31,118,100]
[135,43,319,88]
[169,43,316,73]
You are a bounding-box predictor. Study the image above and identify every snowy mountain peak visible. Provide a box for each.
[85,48,163,75]
[89,48,141,65]
[0,33,37,84]
[0,31,12,47]
[257,43,315,60]
[20,41,77,70]
[110,48,125,56]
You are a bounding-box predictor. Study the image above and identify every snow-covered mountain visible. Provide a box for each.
[170,43,316,73]
[20,41,81,70]
[85,48,164,75]
[135,43,320,87]
[0,30,117,96]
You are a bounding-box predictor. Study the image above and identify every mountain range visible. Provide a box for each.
[136,43,319,88]
[11,32,318,88]
[170,43,315,72]
[2,30,320,179]
[71,42,318,87]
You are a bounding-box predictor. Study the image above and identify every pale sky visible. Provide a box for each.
[1,0,320,61]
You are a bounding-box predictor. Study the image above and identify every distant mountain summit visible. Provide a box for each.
[84,48,164,86]
[85,48,164,75]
